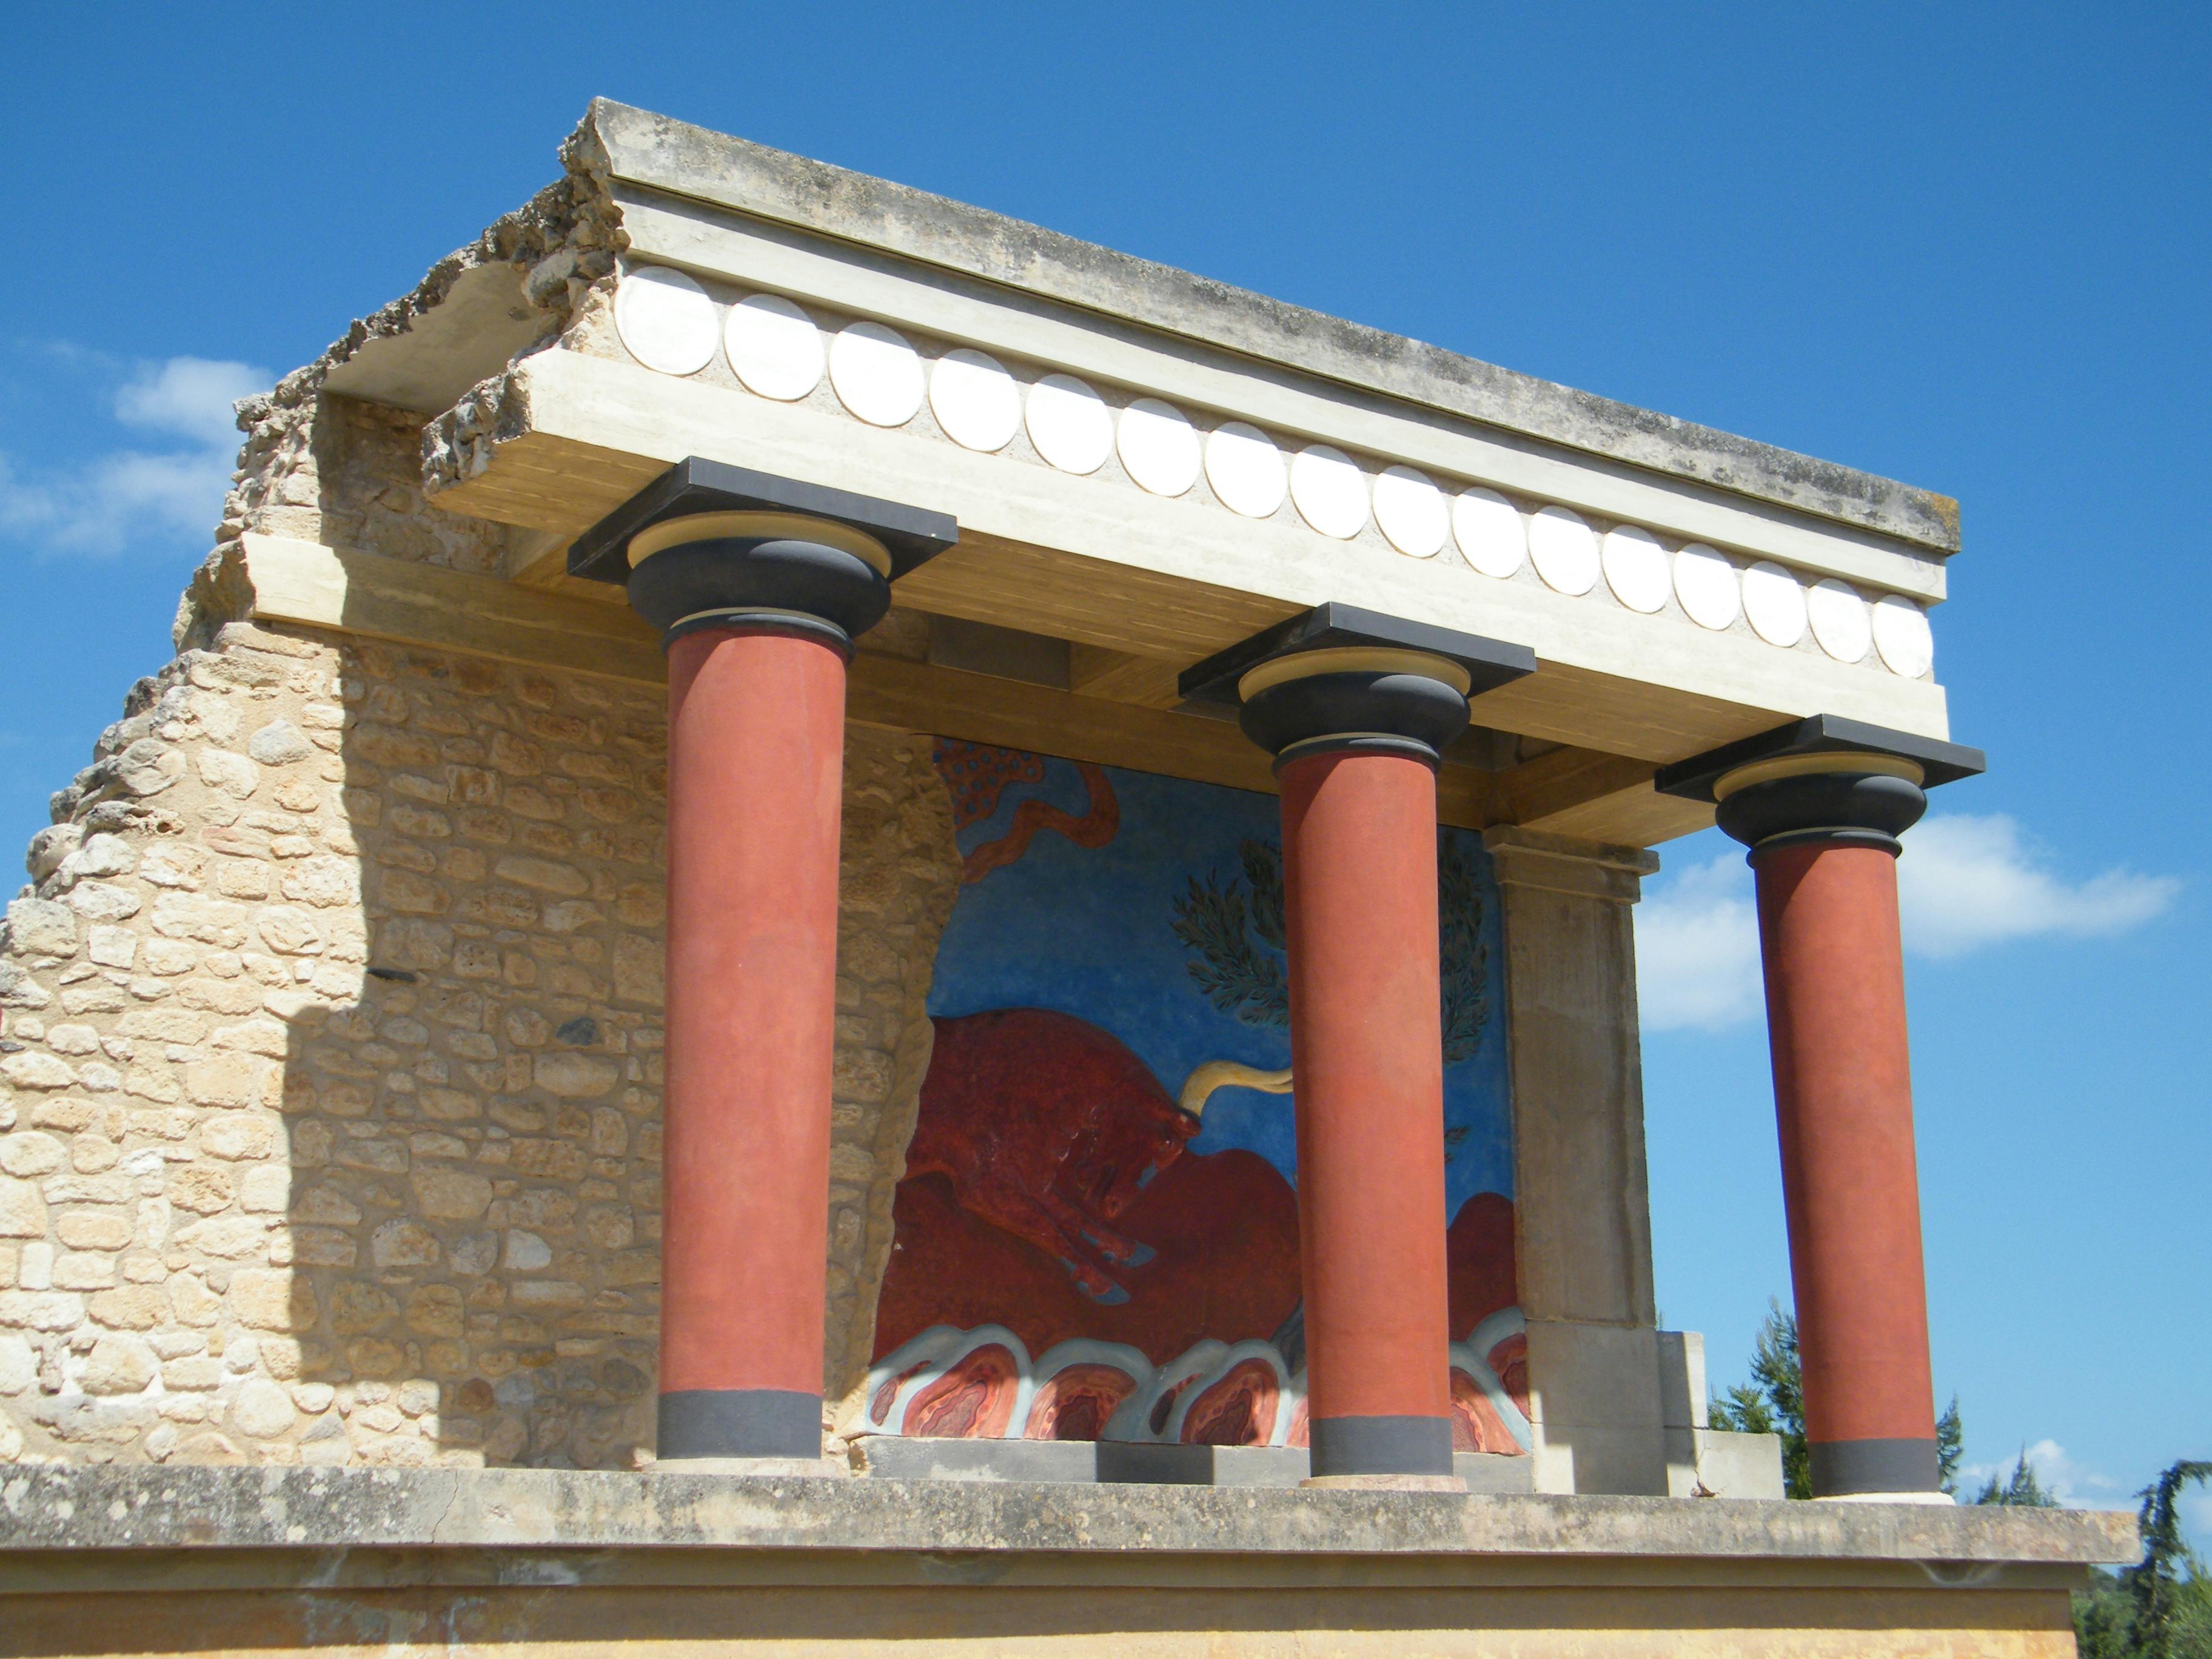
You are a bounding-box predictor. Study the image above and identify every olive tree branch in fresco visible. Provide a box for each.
[1171,834,1490,1059]
[1170,866,1290,1027]
[1437,834,1489,1066]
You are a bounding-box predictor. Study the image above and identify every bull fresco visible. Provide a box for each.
[863,743,1529,1454]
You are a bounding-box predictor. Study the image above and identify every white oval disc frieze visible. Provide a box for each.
[928,347,1021,452]
[1025,373,1114,474]
[1205,421,1287,518]
[614,266,719,377]
[1672,544,1741,631]
[1373,465,1447,558]
[1116,397,1201,496]
[1452,488,1526,578]
[829,321,925,427]
[1743,561,1809,648]
[1290,444,1369,539]
[723,293,823,401]
[1808,577,1872,663]
[1529,506,1599,596]
[1602,524,1671,614]
[1872,594,1935,678]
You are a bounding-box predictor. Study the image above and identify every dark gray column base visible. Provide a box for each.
[658,1388,822,1461]
[1809,1436,1942,1497]
[1309,1415,1456,1478]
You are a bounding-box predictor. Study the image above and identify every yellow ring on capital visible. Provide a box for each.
[628,511,893,578]
[1237,646,1472,703]
[1713,750,1925,801]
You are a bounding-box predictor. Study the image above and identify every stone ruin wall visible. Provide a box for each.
[0,122,971,1470]
[0,619,960,1472]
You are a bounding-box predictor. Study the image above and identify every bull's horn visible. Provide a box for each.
[1178,1060,1293,1119]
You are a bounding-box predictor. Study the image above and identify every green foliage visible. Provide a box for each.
[1707,1304,1966,1505]
[2071,1460,2212,1658]
[2127,1461,2212,1658]
[1974,1447,2059,1507]
[1938,1393,1965,1496]
[1707,1299,1810,1499]
[1171,831,1489,1059]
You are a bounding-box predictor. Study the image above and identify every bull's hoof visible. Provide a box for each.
[1080,1232,1157,1269]
[1060,1259,1131,1305]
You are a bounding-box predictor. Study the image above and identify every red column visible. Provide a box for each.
[1279,749,1457,1482]
[1754,840,1940,1498]
[657,626,848,1462]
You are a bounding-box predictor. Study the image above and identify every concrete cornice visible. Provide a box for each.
[577,99,1962,557]
[0,1465,2136,1570]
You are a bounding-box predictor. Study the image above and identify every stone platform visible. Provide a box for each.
[0,1464,2136,1657]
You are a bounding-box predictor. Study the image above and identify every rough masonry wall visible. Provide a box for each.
[0,621,959,1470]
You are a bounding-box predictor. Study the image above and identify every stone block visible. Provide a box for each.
[1656,1330,1708,1430]
[1666,1426,1787,1500]
[0,1175,47,1237]
[82,1332,158,1394]
[0,1132,66,1177]
[7,897,79,957]
[1524,1320,1666,1497]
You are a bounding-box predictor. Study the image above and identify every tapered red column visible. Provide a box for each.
[1279,746,1456,1479]
[1752,830,1936,1497]
[569,461,956,1464]
[1182,609,1534,1486]
[657,627,848,1459]
[1663,723,1984,1501]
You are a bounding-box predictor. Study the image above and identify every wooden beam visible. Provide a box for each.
[894,529,1299,663]
[847,654,1506,831]
[1068,645,1187,710]
[241,532,664,683]
[238,535,1512,832]
[1498,746,1717,846]
[421,350,1955,773]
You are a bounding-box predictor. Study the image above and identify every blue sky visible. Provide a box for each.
[5,5,2204,1525]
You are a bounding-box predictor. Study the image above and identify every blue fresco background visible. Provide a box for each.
[926,756,1514,1219]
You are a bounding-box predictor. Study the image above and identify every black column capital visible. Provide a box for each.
[1655,714,1985,859]
[569,457,957,651]
[1179,603,1535,770]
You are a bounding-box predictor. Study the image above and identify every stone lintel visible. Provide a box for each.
[1483,826,1661,904]
[582,101,1962,555]
[0,1466,2136,1573]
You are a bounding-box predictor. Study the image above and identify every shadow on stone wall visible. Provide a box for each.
[272,636,671,1469]
[0,619,957,1470]
[267,634,955,1470]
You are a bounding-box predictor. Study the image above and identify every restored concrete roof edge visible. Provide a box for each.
[0,1466,2136,1564]
[581,99,1962,557]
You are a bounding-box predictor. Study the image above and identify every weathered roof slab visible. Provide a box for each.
[581,99,1962,555]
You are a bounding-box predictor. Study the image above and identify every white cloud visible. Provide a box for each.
[1635,814,2179,1033]
[1634,851,1765,1031]
[1899,814,2179,958]
[0,355,268,558]
[114,357,265,447]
